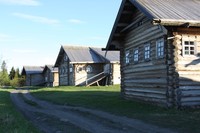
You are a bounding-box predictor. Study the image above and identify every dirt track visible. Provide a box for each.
[10,89,176,133]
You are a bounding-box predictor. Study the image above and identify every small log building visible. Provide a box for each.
[55,46,120,86]
[43,65,59,87]
[21,66,44,86]
[106,0,200,108]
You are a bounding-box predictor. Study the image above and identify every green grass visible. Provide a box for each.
[31,85,200,133]
[0,88,40,133]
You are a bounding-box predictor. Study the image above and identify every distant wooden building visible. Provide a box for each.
[21,66,44,86]
[43,65,59,87]
[106,0,200,108]
[55,46,120,86]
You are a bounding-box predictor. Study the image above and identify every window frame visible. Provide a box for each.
[156,38,165,58]
[133,48,139,62]
[182,40,197,56]
[144,43,150,61]
[86,65,92,73]
[125,50,130,64]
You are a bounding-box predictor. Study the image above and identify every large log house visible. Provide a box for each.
[106,0,200,108]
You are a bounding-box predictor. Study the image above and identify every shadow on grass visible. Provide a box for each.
[0,90,39,133]
[31,89,200,133]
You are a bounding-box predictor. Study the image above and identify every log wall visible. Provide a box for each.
[172,30,200,107]
[121,12,170,106]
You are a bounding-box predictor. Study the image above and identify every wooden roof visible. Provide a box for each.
[54,45,120,66]
[106,0,200,50]
[43,65,58,73]
[132,0,200,26]
[21,66,44,75]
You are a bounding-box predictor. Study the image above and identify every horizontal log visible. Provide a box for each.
[179,86,200,90]
[123,65,167,73]
[179,77,200,83]
[124,94,168,106]
[124,78,167,84]
[124,88,166,95]
[179,71,200,75]
[125,82,168,88]
[179,82,200,86]
[180,97,200,102]
[180,101,200,106]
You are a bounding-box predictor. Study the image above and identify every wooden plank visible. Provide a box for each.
[179,86,200,90]
[124,78,167,84]
[124,88,166,95]
[125,82,167,88]
[124,94,167,105]
[123,65,167,73]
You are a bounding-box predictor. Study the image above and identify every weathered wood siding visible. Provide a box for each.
[44,69,54,86]
[121,11,170,106]
[112,63,121,85]
[25,74,44,86]
[59,54,73,86]
[74,64,104,85]
[53,72,59,86]
[172,29,200,107]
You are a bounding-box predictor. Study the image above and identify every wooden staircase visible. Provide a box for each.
[76,72,109,86]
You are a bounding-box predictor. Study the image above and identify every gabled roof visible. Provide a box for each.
[63,46,107,63]
[54,45,120,66]
[55,46,106,66]
[131,0,200,26]
[43,65,58,73]
[91,48,120,63]
[106,0,200,50]
[21,66,44,75]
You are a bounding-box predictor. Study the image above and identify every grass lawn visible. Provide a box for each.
[31,85,200,133]
[0,88,39,133]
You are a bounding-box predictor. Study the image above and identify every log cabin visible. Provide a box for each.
[43,65,59,87]
[105,0,200,108]
[54,45,120,86]
[21,66,44,86]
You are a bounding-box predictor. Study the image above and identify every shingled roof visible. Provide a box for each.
[21,66,44,75]
[106,0,200,50]
[131,0,200,26]
[54,45,119,66]
[43,65,58,73]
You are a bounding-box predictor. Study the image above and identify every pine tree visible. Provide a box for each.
[0,60,10,86]
[9,67,16,80]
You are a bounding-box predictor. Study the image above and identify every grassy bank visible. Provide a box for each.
[0,88,39,133]
[30,85,200,133]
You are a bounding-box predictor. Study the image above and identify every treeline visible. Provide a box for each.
[0,60,25,87]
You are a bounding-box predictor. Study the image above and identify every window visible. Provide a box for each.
[183,41,196,55]
[70,67,73,73]
[64,55,68,61]
[156,38,164,58]
[86,65,92,73]
[125,50,130,64]
[144,44,150,60]
[133,49,139,62]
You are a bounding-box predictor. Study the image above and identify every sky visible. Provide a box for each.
[0,0,121,71]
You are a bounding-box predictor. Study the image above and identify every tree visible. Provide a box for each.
[1,60,7,71]
[10,67,25,87]
[0,60,10,86]
[9,67,16,80]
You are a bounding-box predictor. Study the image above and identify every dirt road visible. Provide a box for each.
[10,89,176,133]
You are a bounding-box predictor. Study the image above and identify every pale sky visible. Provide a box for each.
[0,0,121,71]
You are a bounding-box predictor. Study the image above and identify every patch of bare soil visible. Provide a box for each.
[10,89,176,133]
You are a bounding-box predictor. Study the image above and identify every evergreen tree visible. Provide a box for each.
[1,60,7,71]
[15,68,20,78]
[9,67,16,80]
[0,60,10,86]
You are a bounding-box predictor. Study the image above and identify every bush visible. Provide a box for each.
[10,77,26,87]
